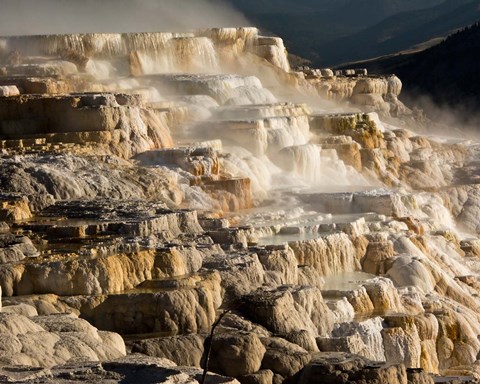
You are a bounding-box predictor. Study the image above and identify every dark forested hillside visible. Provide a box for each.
[348,22,480,118]
[229,0,479,67]
[324,0,480,66]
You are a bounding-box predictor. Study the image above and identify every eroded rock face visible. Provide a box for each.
[288,233,360,276]
[382,315,422,369]
[0,93,174,159]
[78,271,223,335]
[362,277,405,315]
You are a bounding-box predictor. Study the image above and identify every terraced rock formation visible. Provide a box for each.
[0,28,479,383]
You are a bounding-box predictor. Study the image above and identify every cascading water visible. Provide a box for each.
[1,29,373,200]
[265,115,311,155]
[135,37,219,74]
[221,146,276,200]
[124,32,186,52]
[85,59,116,79]
[1,29,374,217]
[274,144,370,188]
[6,33,125,57]
[277,144,322,184]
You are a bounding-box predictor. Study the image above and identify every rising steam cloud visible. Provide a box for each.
[0,0,251,36]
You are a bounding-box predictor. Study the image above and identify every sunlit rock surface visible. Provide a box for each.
[0,311,125,368]
[0,27,480,384]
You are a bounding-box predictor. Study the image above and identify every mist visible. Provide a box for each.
[0,0,251,36]
[401,92,480,139]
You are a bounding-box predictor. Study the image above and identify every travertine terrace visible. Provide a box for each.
[0,28,480,383]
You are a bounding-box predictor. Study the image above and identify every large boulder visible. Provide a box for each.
[128,334,206,367]
[242,286,333,338]
[210,332,266,377]
[260,337,311,377]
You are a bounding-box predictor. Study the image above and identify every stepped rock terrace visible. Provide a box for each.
[0,27,479,384]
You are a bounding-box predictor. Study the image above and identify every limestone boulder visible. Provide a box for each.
[0,312,44,335]
[252,36,290,72]
[154,246,204,278]
[242,286,333,338]
[436,309,480,370]
[361,240,395,275]
[321,141,362,171]
[332,317,386,362]
[128,334,206,367]
[354,191,410,217]
[342,286,375,315]
[297,265,325,288]
[218,313,271,338]
[0,196,32,221]
[351,93,390,114]
[0,85,20,97]
[1,303,38,317]
[0,222,9,234]
[238,369,274,384]
[317,333,367,355]
[284,329,319,352]
[400,160,447,190]
[210,332,266,377]
[460,238,480,258]
[386,256,436,294]
[327,298,355,324]
[260,337,311,377]
[387,75,402,96]
[413,313,439,373]
[1,293,76,315]
[352,78,389,95]
[440,185,480,233]
[362,277,405,314]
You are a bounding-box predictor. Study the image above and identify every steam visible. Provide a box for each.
[0,0,251,36]
[402,92,480,139]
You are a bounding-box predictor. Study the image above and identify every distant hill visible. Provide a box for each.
[229,0,479,67]
[345,22,480,119]
[324,0,480,66]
